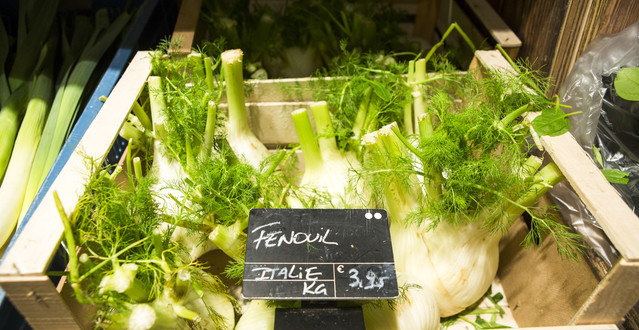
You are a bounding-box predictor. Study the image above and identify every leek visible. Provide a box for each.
[0,85,30,183]
[7,0,59,91]
[0,56,54,246]
[20,9,130,222]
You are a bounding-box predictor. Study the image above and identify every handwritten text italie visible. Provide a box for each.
[251,221,339,249]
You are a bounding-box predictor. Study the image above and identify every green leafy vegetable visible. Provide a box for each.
[592,146,629,184]
[601,169,630,184]
[614,67,639,101]
[532,99,580,136]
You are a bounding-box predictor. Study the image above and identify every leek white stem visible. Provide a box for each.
[0,67,53,246]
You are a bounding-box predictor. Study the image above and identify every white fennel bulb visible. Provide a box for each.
[420,221,500,317]
[235,300,276,330]
[288,104,362,208]
[181,272,236,330]
[126,304,158,330]
[363,272,440,330]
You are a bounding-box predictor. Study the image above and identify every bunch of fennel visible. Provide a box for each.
[55,158,236,329]
[277,42,584,328]
[124,47,289,265]
[356,57,583,326]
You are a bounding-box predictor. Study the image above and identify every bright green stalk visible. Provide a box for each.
[413,59,434,137]
[404,60,415,135]
[352,87,372,140]
[504,163,565,218]
[291,108,322,171]
[0,62,53,243]
[423,23,476,66]
[0,85,30,183]
[126,138,135,188]
[521,155,543,179]
[204,57,216,96]
[414,59,426,84]
[221,49,249,134]
[120,120,145,146]
[403,102,413,136]
[201,101,219,159]
[389,123,422,159]
[498,102,532,130]
[53,190,87,303]
[133,157,143,183]
[8,0,59,91]
[148,76,167,138]
[310,101,340,158]
[131,100,153,132]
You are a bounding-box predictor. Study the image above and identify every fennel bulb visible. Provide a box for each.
[420,222,501,317]
[235,300,276,330]
[288,105,362,208]
[180,271,236,330]
[221,49,269,169]
[363,272,440,330]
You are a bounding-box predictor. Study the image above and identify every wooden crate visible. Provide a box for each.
[170,0,522,61]
[0,49,631,329]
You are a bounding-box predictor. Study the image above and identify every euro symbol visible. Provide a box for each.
[337,265,344,273]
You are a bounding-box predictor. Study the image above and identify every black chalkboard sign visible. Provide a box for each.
[243,208,398,300]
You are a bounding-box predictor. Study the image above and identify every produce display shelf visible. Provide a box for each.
[0,45,631,328]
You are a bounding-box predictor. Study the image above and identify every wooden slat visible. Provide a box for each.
[464,0,522,51]
[171,0,203,53]
[538,130,639,261]
[0,52,153,276]
[247,101,311,146]
[571,258,639,324]
[0,276,81,330]
[245,77,317,103]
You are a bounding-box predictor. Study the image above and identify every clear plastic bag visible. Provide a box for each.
[552,21,639,267]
